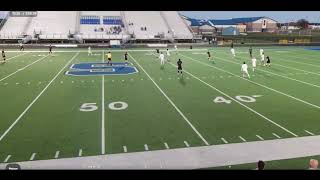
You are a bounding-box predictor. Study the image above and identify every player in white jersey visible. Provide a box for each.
[166,49,170,61]
[230,48,236,57]
[241,62,250,78]
[259,48,264,56]
[174,45,178,54]
[159,52,165,66]
[88,46,92,56]
[251,57,257,72]
[260,52,265,66]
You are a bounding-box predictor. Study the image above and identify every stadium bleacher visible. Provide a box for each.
[0,11,196,42]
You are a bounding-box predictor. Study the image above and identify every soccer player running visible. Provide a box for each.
[207,50,214,63]
[2,49,6,63]
[241,62,250,78]
[177,58,183,75]
[19,42,24,51]
[251,56,257,72]
[266,56,271,67]
[259,48,264,57]
[124,52,128,65]
[230,42,236,57]
[166,49,170,62]
[49,44,53,55]
[106,52,112,66]
[174,44,178,54]
[249,46,253,58]
[159,52,165,67]
[261,52,265,66]
[88,46,92,56]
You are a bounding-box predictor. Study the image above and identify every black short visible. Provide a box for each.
[108,58,112,61]
[178,66,182,70]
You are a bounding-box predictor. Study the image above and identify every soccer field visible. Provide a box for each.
[0,46,320,166]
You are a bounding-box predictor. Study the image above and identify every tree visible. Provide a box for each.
[296,19,309,29]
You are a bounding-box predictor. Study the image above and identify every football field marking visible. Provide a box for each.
[272,133,281,139]
[55,151,60,159]
[239,136,246,142]
[164,142,170,149]
[168,60,298,137]
[256,135,264,141]
[181,54,320,110]
[221,138,228,144]
[101,51,105,155]
[305,130,315,136]
[128,53,210,146]
[3,155,11,163]
[123,146,127,153]
[220,53,320,89]
[184,141,190,147]
[78,149,83,157]
[30,153,36,161]
[144,144,149,151]
[0,55,48,82]
[0,52,79,142]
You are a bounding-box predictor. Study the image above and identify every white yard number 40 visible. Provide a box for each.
[213,95,261,104]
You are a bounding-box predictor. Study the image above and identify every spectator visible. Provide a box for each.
[256,160,265,170]
[309,159,319,170]
[145,27,147,31]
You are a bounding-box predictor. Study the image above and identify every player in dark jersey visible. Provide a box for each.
[230,42,234,49]
[49,45,53,54]
[177,59,183,75]
[124,52,128,65]
[207,51,214,62]
[2,49,6,63]
[249,46,252,58]
[266,56,271,67]
[19,42,24,51]
[156,49,160,54]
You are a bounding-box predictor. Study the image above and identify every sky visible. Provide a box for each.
[180,11,320,23]
[1,11,320,23]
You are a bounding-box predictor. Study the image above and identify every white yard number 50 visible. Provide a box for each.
[79,103,98,112]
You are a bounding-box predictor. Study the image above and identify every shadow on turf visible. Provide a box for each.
[179,76,186,86]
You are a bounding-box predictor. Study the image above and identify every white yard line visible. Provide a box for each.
[0,55,48,82]
[168,60,298,137]
[239,136,246,142]
[101,51,105,155]
[164,143,170,149]
[144,144,149,151]
[184,141,190,147]
[0,52,79,142]
[256,135,265,141]
[221,138,228,144]
[30,153,36,161]
[6,52,28,61]
[305,130,315,136]
[181,54,320,110]
[128,53,210,146]
[273,63,320,76]
[272,133,281,139]
[3,155,11,163]
[55,151,60,159]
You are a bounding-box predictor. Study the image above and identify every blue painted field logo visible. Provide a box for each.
[65,62,139,76]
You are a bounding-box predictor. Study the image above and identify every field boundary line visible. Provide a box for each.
[0,54,49,82]
[0,52,79,142]
[128,53,210,146]
[167,61,298,137]
[180,53,320,110]
[101,51,105,155]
